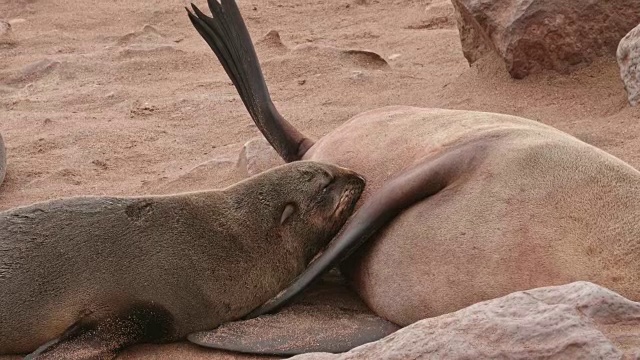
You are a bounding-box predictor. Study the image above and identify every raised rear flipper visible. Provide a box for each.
[245,135,503,318]
[186,0,312,162]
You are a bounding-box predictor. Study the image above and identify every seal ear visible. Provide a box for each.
[280,203,296,225]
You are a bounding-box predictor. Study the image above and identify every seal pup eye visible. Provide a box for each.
[280,203,297,225]
[319,171,334,193]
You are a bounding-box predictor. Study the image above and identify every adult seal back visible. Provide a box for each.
[188,0,640,344]
[0,161,364,359]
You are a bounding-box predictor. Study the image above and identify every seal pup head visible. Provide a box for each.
[225,160,365,266]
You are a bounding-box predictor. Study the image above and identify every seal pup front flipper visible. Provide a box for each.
[24,304,174,360]
[187,305,398,356]
[187,274,399,355]
[186,0,312,162]
[245,135,502,318]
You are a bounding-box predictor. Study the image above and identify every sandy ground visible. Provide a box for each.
[3,0,638,211]
[2,0,640,358]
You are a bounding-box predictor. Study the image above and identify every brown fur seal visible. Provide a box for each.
[0,133,6,188]
[0,160,364,359]
[188,0,640,339]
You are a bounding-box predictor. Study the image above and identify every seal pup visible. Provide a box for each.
[187,0,640,339]
[0,161,364,359]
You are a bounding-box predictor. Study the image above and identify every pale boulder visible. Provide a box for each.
[618,23,640,106]
[292,282,640,359]
[237,137,284,177]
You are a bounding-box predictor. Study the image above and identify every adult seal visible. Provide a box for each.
[187,0,640,342]
[0,161,364,359]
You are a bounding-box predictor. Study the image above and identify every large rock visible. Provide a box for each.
[237,137,284,177]
[451,0,640,78]
[292,282,640,359]
[618,23,640,106]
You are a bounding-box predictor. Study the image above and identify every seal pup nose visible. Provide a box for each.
[334,165,367,185]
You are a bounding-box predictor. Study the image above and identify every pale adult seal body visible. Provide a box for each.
[188,0,640,336]
[0,161,364,359]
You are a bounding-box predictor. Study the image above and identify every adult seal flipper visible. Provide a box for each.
[186,0,313,161]
[245,135,499,318]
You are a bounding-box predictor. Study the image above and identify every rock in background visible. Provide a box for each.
[618,23,640,106]
[292,282,640,359]
[237,137,284,178]
[451,0,640,79]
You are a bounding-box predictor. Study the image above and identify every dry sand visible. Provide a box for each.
[3,0,638,211]
[2,0,640,358]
